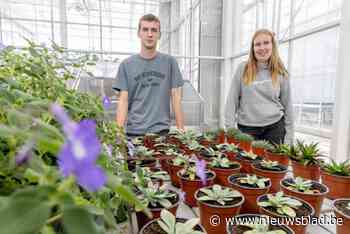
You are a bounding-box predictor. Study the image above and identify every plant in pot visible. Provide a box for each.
[177,157,216,207]
[167,153,190,187]
[252,160,287,193]
[257,192,315,234]
[252,140,273,158]
[133,166,170,187]
[289,140,323,181]
[235,133,254,152]
[226,127,241,145]
[265,143,290,167]
[227,214,294,234]
[195,184,244,234]
[214,128,226,144]
[185,140,205,156]
[280,177,328,216]
[143,132,160,149]
[128,145,157,171]
[236,150,262,173]
[136,181,180,230]
[228,174,271,213]
[139,208,206,234]
[199,131,217,147]
[321,159,350,199]
[216,143,240,161]
[332,199,350,234]
[199,147,222,162]
[155,146,179,172]
[208,154,241,186]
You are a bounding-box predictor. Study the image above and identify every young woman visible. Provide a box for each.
[225,29,294,145]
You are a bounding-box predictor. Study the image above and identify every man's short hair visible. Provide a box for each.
[138,14,161,33]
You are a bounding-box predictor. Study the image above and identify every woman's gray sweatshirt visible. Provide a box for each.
[224,62,294,144]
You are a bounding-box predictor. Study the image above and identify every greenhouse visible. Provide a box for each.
[1,0,350,234]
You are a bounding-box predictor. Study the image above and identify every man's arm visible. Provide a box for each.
[171,87,184,130]
[116,91,128,128]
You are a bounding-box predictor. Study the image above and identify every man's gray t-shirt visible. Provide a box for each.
[113,52,184,135]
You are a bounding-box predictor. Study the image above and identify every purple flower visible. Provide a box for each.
[102,96,111,109]
[51,103,106,192]
[127,140,135,157]
[195,157,207,185]
[15,141,34,166]
[179,190,186,202]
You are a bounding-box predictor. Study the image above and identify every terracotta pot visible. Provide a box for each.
[227,136,239,145]
[228,174,271,213]
[178,170,216,207]
[221,150,238,161]
[139,217,206,234]
[235,154,261,174]
[143,136,156,149]
[238,140,252,152]
[167,159,185,188]
[209,164,241,186]
[154,153,175,172]
[332,199,350,234]
[257,193,315,234]
[195,186,244,234]
[136,191,180,230]
[291,160,320,181]
[265,150,289,167]
[227,214,295,234]
[252,146,265,157]
[216,131,225,144]
[321,170,350,199]
[280,178,329,216]
[252,163,287,193]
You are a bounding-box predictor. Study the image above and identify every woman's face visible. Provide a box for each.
[253,33,273,63]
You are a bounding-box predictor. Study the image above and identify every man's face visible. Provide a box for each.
[138,20,160,50]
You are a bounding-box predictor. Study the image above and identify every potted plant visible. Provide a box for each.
[199,147,222,162]
[143,132,160,149]
[133,166,170,187]
[215,128,226,144]
[252,160,287,193]
[228,174,271,213]
[236,151,262,173]
[139,209,206,234]
[227,214,294,234]
[128,145,157,170]
[155,147,180,172]
[332,199,350,234]
[199,131,217,147]
[208,155,241,186]
[321,159,350,199]
[252,140,272,158]
[257,192,315,234]
[216,143,240,161]
[280,177,328,216]
[178,158,216,207]
[167,153,190,187]
[235,133,254,152]
[226,127,241,145]
[289,140,323,181]
[265,143,290,167]
[195,184,244,233]
[136,181,180,230]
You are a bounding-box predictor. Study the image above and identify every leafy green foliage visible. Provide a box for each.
[285,177,319,194]
[252,140,273,150]
[259,160,280,170]
[238,174,270,188]
[209,155,239,168]
[217,143,239,153]
[322,159,350,176]
[157,209,204,234]
[258,192,303,217]
[197,184,242,206]
[241,151,258,160]
[235,133,254,142]
[137,182,177,208]
[241,217,286,234]
[133,167,169,187]
[226,128,241,138]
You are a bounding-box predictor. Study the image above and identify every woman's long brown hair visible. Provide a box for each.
[243,29,288,86]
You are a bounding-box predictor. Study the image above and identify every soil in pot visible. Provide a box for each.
[333,199,350,234]
[209,163,241,186]
[291,160,320,181]
[178,171,216,207]
[252,162,287,193]
[258,194,315,234]
[281,177,328,216]
[140,217,206,234]
[228,174,271,213]
[136,191,179,230]
[227,214,294,234]
[195,189,244,234]
[321,169,350,199]
[265,150,289,167]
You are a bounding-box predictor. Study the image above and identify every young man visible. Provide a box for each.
[113,14,184,136]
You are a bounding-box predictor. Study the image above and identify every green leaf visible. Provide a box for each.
[62,205,99,234]
[281,205,296,217]
[0,198,51,234]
